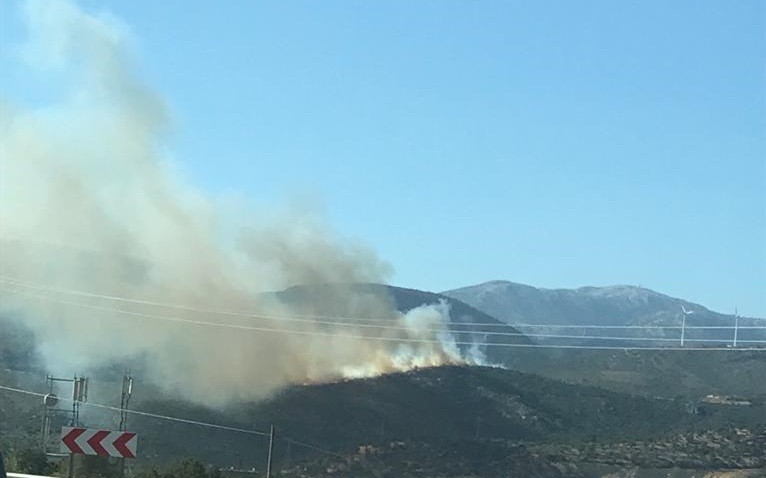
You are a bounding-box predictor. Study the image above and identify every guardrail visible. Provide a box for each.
[8,473,57,478]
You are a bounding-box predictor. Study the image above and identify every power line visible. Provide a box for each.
[279,436,343,459]
[3,285,766,348]
[0,383,344,461]
[0,276,536,334]
[3,275,764,331]
[0,384,269,436]
[2,285,765,351]
[1,283,739,344]
[0,276,404,323]
[1,277,764,335]
[0,280,555,340]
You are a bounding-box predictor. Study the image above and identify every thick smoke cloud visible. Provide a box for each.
[0,0,475,404]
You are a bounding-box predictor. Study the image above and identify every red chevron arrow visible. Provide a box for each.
[62,427,86,454]
[87,430,110,457]
[113,432,136,458]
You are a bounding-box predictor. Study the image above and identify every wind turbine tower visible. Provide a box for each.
[680,305,694,347]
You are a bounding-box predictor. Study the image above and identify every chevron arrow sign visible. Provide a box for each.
[61,427,138,458]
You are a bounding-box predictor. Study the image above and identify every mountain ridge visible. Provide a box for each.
[446,280,763,319]
[442,280,764,346]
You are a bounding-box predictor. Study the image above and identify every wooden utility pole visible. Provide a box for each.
[265,425,276,478]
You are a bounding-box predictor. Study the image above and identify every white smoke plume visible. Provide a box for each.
[0,0,479,404]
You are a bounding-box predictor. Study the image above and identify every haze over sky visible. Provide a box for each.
[2,0,764,316]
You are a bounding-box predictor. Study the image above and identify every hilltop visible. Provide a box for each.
[443,280,765,345]
[271,283,532,364]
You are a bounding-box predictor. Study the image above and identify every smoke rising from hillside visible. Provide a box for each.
[0,0,478,403]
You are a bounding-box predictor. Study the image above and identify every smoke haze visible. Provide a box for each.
[0,0,478,403]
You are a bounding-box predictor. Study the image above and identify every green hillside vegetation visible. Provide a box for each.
[507,348,766,398]
[274,425,766,478]
[3,360,765,475]
[121,365,765,470]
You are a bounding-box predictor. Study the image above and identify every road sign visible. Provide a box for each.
[61,427,138,458]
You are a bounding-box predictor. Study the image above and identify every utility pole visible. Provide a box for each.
[69,376,88,478]
[67,445,75,478]
[265,425,276,478]
[40,374,87,478]
[283,440,291,469]
[119,372,133,431]
[41,375,79,452]
[40,375,61,452]
[119,372,133,477]
[71,376,88,426]
[733,308,740,348]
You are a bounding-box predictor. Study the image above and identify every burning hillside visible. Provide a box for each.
[0,0,489,404]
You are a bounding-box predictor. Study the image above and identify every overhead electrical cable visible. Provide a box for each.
[0,384,343,458]
[0,384,269,436]
[1,285,764,351]
[0,276,763,334]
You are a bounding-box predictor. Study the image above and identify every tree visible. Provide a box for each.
[59,455,122,478]
[136,459,221,478]
[7,448,57,475]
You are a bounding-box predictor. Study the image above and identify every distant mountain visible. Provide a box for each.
[271,283,532,365]
[443,281,765,346]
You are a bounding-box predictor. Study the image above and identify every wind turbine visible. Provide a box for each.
[680,306,694,347]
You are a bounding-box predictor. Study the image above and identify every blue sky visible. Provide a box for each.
[2,1,764,316]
